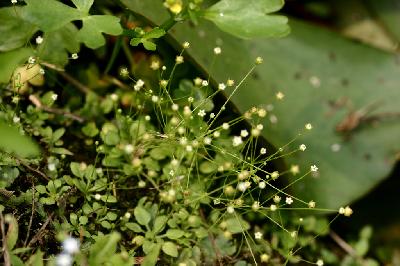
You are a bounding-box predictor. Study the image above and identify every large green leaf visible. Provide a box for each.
[22,0,83,32]
[123,1,400,209]
[204,0,290,39]
[0,48,33,84]
[0,7,37,52]
[0,121,40,158]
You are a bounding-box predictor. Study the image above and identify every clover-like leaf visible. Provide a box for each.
[204,0,290,39]
[77,15,123,49]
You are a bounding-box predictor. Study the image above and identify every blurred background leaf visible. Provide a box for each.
[123,0,400,209]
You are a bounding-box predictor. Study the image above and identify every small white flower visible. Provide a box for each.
[290,164,300,175]
[310,165,318,172]
[124,212,131,219]
[305,123,313,130]
[213,199,220,205]
[260,148,267,155]
[39,68,45,75]
[175,55,184,64]
[124,144,134,154]
[251,128,260,137]
[270,171,279,180]
[171,104,179,111]
[273,195,281,203]
[186,145,193,152]
[62,237,80,254]
[55,254,72,266]
[222,123,230,130]
[310,76,321,88]
[160,80,168,87]
[162,66,167,71]
[183,106,191,116]
[13,116,20,123]
[28,56,36,64]
[201,80,209,87]
[151,95,159,103]
[51,94,58,101]
[270,204,277,211]
[232,136,243,147]
[256,124,264,130]
[255,56,263,65]
[299,144,307,151]
[218,83,226,91]
[213,47,222,55]
[291,231,297,238]
[316,259,324,266]
[110,93,118,101]
[169,170,175,176]
[209,113,215,118]
[227,206,234,213]
[138,180,146,188]
[198,109,206,117]
[94,194,101,200]
[179,137,187,145]
[11,0,17,4]
[252,201,260,210]
[213,131,220,138]
[254,232,263,239]
[339,206,353,216]
[258,108,267,117]
[203,137,212,145]
[276,92,285,100]
[331,143,341,152]
[71,53,78,60]
[258,181,266,189]
[188,96,194,103]
[240,130,249,138]
[35,36,43,44]
[145,115,151,121]
[226,79,234,87]
[285,197,293,205]
[120,67,128,76]
[308,201,316,208]
[183,41,190,49]
[237,181,250,192]
[48,163,56,172]
[194,77,202,86]
[150,60,160,70]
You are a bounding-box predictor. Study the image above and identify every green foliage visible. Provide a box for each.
[0,121,40,158]
[204,0,290,39]
[129,27,166,51]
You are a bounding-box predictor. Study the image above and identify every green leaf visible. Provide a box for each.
[166,229,185,239]
[0,121,40,158]
[70,162,84,178]
[143,27,166,39]
[142,40,157,51]
[71,0,94,13]
[0,47,33,83]
[38,23,80,66]
[27,250,43,266]
[162,241,178,257]
[141,243,161,266]
[77,15,123,49]
[134,206,151,227]
[89,233,121,265]
[5,214,18,250]
[0,7,37,52]
[153,215,168,234]
[22,0,83,32]
[82,122,99,137]
[225,217,250,234]
[125,222,144,233]
[204,0,290,39]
